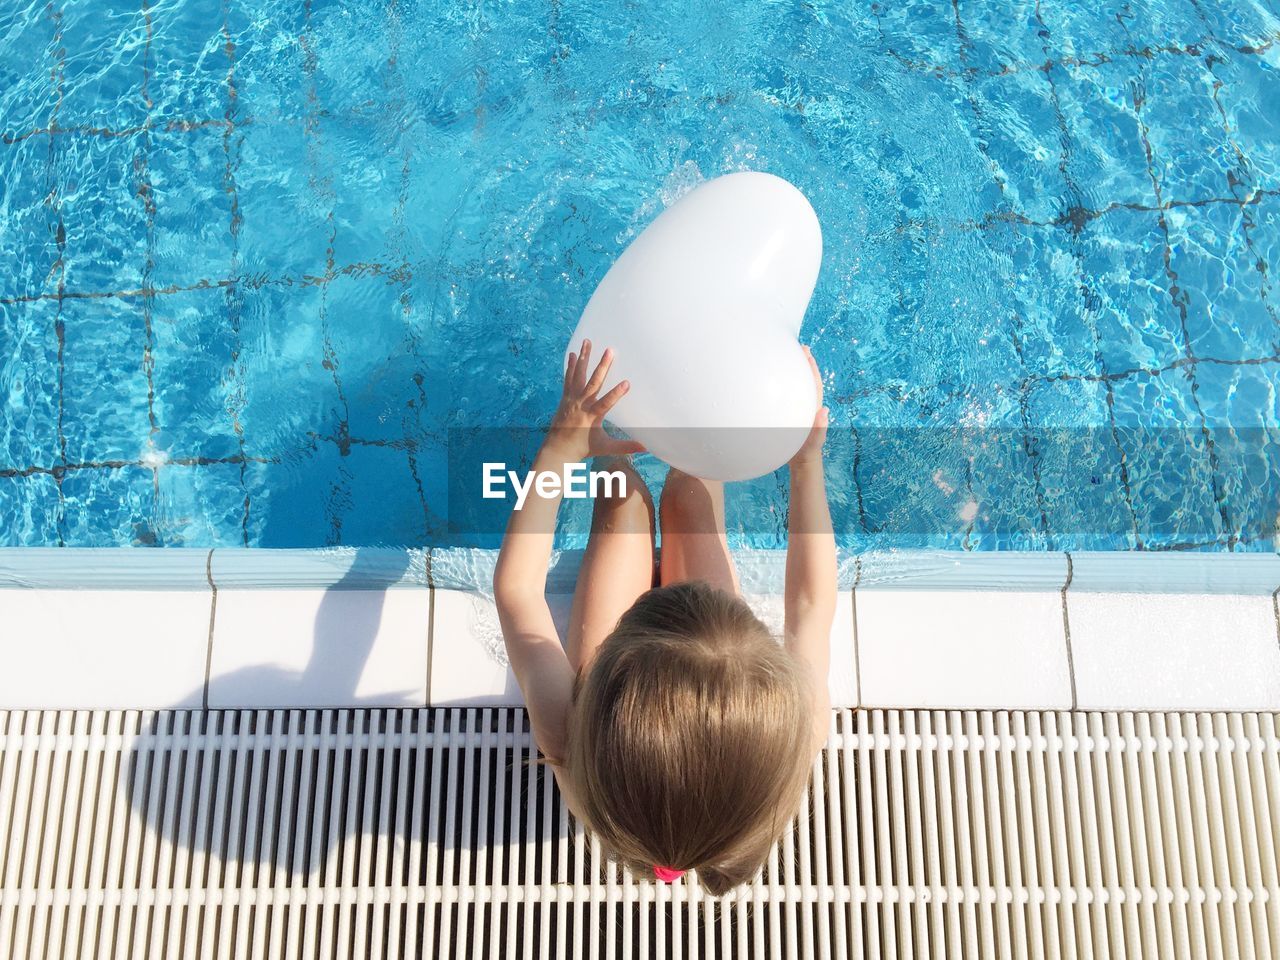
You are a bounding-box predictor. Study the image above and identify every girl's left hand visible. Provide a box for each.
[790,345,829,467]
[547,339,646,462]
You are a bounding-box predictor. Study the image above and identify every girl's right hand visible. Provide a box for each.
[547,339,646,462]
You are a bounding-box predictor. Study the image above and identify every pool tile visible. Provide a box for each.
[236,112,413,279]
[1067,550,1280,593]
[1068,590,1280,710]
[0,587,211,708]
[1080,210,1188,375]
[147,286,246,463]
[1186,2,1280,52]
[844,237,1023,392]
[154,460,267,548]
[57,297,152,465]
[225,4,310,125]
[993,223,1102,380]
[0,301,62,473]
[207,586,430,707]
[869,0,963,72]
[147,128,238,289]
[43,2,232,128]
[1167,203,1279,361]
[1026,377,1141,550]
[1110,366,1228,546]
[950,1,1054,75]
[54,6,150,130]
[855,586,1072,709]
[320,124,414,271]
[0,10,58,139]
[56,135,151,294]
[232,119,336,277]
[1037,4,1203,61]
[242,439,347,548]
[0,138,60,302]
[57,464,161,547]
[0,474,62,546]
[428,589,568,706]
[1194,358,1280,425]
[1140,54,1245,199]
[239,429,436,550]
[429,590,858,707]
[230,285,342,450]
[1050,62,1162,209]
[1217,53,1280,189]
[337,443,436,547]
[961,69,1068,222]
[145,1,248,125]
[320,275,429,437]
[852,387,1044,547]
[1192,361,1280,546]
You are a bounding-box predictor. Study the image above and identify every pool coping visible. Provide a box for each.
[1,547,1279,712]
[5,545,1280,592]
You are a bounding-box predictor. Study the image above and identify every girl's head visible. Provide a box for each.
[565,580,815,896]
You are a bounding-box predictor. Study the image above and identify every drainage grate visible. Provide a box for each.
[1,708,1277,958]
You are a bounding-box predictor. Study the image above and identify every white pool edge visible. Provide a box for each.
[1,547,1278,712]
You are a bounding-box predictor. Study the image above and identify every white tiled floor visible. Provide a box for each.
[207,587,430,708]
[429,590,858,707]
[1068,591,1280,710]
[855,588,1073,709]
[428,590,523,706]
[0,589,212,708]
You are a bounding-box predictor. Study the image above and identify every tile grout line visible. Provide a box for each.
[849,586,860,709]
[5,28,1274,145]
[873,21,1279,81]
[851,556,862,707]
[300,0,354,545]
[1026,3,1142,550]
[950,0,1053,547]
[0,256,419,306]
[1,452,278,480]
[1124,28,1237,550]
[137,0,161,517]
[45,5,68,547]
[1188,3,1280,340]
[426,582,435,709]
[3,191,1277,307]
[1060,552,1077,711]
[3,116,236,145]
[203,548,217,711]
[383,0,434,546]
[220,0,250,547]
[425,546,435,707]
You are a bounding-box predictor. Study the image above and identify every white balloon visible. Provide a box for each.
[568,171,822,481]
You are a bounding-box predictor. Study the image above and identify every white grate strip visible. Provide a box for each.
[1,709,1278,958]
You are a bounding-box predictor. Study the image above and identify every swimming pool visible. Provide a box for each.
[1,0,1278,553]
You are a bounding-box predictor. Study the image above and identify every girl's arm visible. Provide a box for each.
[784,346,836,753]
[493,340,642,761]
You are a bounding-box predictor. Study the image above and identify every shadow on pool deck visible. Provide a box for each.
[125,548,566,881]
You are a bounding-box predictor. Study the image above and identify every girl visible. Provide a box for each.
[492,339,834,896]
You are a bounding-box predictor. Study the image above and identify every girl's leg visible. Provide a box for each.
[658,468,740,594]
[566,458,656,674]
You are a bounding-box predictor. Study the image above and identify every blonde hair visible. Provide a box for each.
[564,580,815,896]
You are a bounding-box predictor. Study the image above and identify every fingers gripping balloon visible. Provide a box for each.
[567,171,823,482]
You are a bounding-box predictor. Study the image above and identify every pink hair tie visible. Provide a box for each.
[653,865,686,883]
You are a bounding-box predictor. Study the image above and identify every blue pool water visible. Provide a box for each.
[1,0,1279,552]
